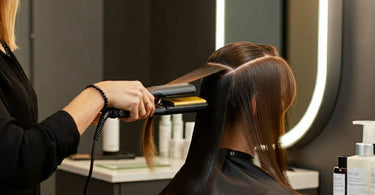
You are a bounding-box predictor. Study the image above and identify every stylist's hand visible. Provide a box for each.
[95,81,155,122]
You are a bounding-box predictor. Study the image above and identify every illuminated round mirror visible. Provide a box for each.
[216,0,342,148]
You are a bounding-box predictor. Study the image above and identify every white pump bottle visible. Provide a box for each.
[347,120,375,195]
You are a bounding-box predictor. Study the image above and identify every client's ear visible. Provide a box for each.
[251,95,257,116]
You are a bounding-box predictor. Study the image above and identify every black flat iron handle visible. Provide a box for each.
[153,103,208,115]
[106,103,208,119]
[105,83,199,118]
[105,108,130,118]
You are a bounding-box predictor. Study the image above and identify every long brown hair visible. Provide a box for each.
[0,0,19,51]
[142,42,297,193]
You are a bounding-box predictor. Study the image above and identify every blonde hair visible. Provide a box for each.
[0,0,19,51]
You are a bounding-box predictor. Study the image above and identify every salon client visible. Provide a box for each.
[143,42,298,194]
[0,1,155,194]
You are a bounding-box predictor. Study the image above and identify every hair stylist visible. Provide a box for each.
[0,1,155,194]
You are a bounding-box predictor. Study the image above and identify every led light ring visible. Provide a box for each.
[215,0,225,50]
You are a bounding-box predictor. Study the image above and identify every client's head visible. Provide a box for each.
[209,42,296,134]
[207,41,296,189]
[143,41,296,193]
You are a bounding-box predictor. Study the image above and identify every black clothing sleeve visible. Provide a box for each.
[0,107,80,188]
[0,40,80,190]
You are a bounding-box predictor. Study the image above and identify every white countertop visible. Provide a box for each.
[58,157,318,190]
[287,168,319,190]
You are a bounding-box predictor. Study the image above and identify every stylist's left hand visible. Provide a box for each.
[95,81,155,122]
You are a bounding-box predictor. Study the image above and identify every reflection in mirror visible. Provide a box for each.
[222,0,319,130]
[286,0,318,130]
[216,0,342,148]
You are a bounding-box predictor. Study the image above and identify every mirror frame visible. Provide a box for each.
[215,0,343,148]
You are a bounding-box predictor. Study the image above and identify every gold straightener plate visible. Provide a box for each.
[162,96,207,107]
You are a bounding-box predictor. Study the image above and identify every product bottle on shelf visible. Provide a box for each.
[102,118,120,155]
[347,121,375,194]
[182,122,195,159]
[333,156,347,195]
[159,115,172,157]
[169,114,184,159]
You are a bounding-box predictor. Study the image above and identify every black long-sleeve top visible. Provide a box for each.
[0,41,80,195]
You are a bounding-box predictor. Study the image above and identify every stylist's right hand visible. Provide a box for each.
[95,81,155,122]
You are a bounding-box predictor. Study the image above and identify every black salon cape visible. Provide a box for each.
[212,149,293,195]
[0,41,80,195]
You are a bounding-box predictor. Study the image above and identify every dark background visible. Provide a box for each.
[13,0,375,194]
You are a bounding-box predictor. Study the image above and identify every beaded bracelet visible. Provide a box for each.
[86,84,108,111]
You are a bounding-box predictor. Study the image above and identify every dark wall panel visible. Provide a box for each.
[151,0,216,85]
[33,0,103,121]
[103,0,151,84]
[32,1,103,194]
[14,0,31,79]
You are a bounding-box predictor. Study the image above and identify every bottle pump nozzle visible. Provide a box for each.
[353,120,375,144]
[353,120,375,156]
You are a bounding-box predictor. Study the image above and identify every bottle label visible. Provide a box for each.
[371,168,375,195]
[348,168,368,195]
[333,173,345,195]
[172,123,183,140]
[159,125,171,157]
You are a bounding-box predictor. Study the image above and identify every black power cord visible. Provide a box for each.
[83,109,129,195]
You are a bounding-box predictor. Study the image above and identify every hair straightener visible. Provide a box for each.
[83,83,207,195]
[104,83,207,119]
